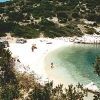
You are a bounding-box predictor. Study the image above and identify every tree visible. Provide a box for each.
[86,28,96,35]
[96,15,100,23]
[93,92,100,100]
[65,84,85,100]
[57,12,68,23]
[8,12,24,22]
[93,56,100,76]
[0,47,20,100]
[29,81,53,100]
[0,20,16,34]
[93,23,97,27]
[86,13,96,21]
[72,12,80,18]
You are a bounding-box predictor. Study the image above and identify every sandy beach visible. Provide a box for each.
[8,37,73,83]
[5,35,100,93]
[8,34,100,84]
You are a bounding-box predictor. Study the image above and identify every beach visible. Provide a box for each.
[8,37,73,83]
[4,35,99,95]
[8,34,100,85]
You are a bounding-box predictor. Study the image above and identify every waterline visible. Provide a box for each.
[45,44,100,88]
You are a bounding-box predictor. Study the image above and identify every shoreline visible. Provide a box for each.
[8,37,73,83]
[7,35,100,85]
[4,35,100,93]
[44,43,100,90]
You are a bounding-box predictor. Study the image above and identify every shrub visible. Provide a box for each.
[86,28,96,34]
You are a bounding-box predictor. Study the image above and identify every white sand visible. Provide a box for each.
[8,38,73,82]
[8,36,100,92]
[8,35,100,78]
[74,34,100,44]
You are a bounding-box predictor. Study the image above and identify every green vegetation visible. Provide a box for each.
[94,56,100,76]
[0,1,100,99]
[0,46,19,100]
[0,0,99,38]
[86,28,96,35]
[0,20,15,34]
[12,25,40,38]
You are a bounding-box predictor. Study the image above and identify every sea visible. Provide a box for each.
[0,0,9,2]
[45,44,100,88]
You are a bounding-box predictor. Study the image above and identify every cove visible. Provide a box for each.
[45,44,100,88]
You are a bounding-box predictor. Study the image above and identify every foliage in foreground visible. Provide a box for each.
[94,56,100,76]
[0,46,19,100]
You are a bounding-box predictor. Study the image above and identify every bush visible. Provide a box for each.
[0,48,20,100]
[0,20,16,33]
[13,25,40,38]
[72,12,80,18]
[86,28,96,34]
[93,56,100,76]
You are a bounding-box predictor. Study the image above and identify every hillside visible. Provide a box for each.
[0,0,100,38]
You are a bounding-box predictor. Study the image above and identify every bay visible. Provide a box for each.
[45,44,100,88]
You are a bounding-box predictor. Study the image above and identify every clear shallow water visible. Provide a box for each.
[45,44,100,88]
[0,0,9,2]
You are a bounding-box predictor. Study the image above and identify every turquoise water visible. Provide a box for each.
[0,0,9,2]
[45,44,100,88]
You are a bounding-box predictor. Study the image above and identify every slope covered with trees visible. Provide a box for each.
[0,0,100,38]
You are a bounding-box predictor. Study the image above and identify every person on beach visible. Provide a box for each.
[31,45,34,52]
[31,44,37,52]
[51,62,54,68]
[17,59,21,63]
